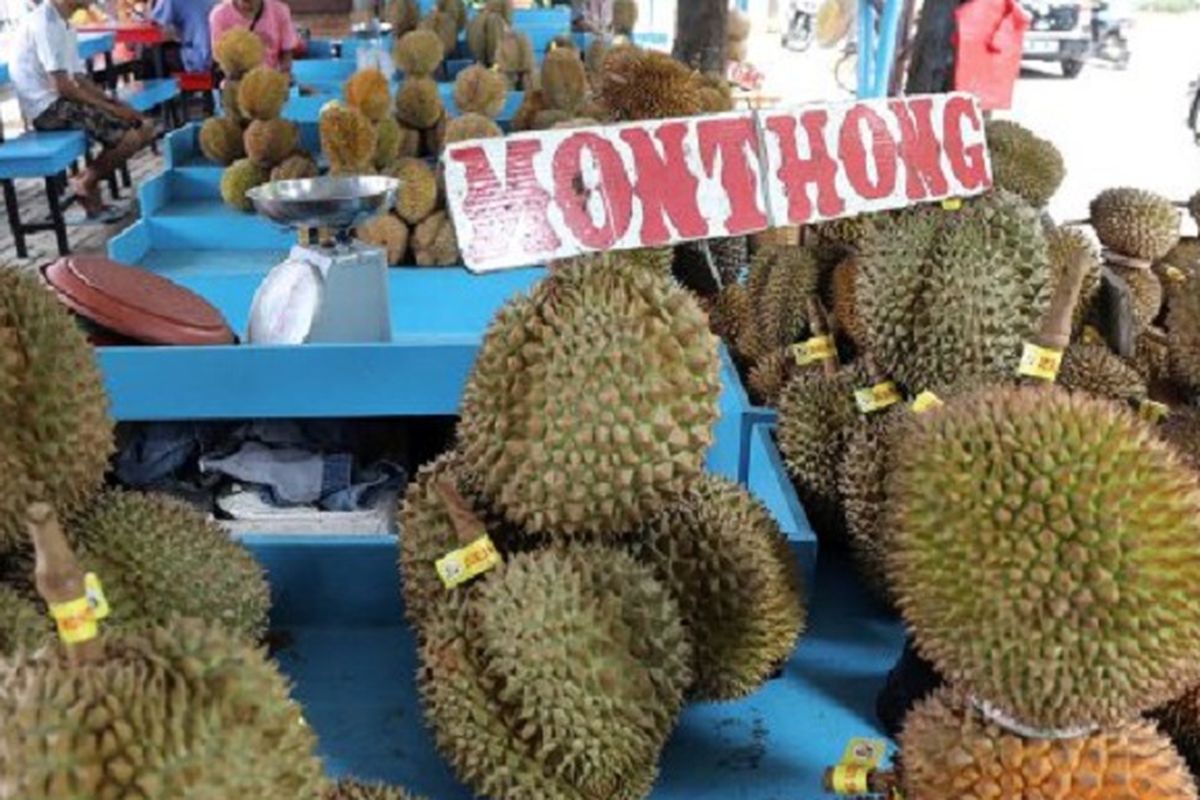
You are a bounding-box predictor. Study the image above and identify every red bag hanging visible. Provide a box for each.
[953,0,1030,110]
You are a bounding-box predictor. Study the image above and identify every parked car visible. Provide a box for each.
[1020,0,1092,78]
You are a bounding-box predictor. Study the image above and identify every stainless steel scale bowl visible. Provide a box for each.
[247,175,401,235]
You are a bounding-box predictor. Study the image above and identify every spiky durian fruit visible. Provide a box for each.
[485,0,513,21]
[395,29,444,77]
[243,118,298,167]
[1091,188,1181,261]
[436,0,466,30]
[985,119,1065,208]
[1166,265,1200,391]
[0,271,112,551]
[889,386,1200,730]
[420,9,458,56]
[746,348,794,407]
[467,10,507,66]
[271,153,318,182]
[1058,341,1148,403]
[829,257,868,349]
[1162,238,1200,280]
[412,211,459,266]
[214,27,264,78]
[327,779,426,800]
[613,0,638,33]
[357,214,410,266]
[237,66,290,121]
[1048,225,1102,330]
[444,113,503,144]
[598,47,704,121]
[1160,407,1200,471]
[530,109,570,130]
[694,71,733,113]
[390,158,438,224]
[320,104,377,174]
[0,617,327,799]
[901,689,1198,800]
[418,547,690,800]
[220,79,245,123]
[395,77,444,130]
[344,68,392,123]
[221,157,267,209]
[671,237,746,298]
[374,116,402,170]
[0,585,50,656]
[453,65,507,118]
[511,88,546,132]
[1132,325,1171,383]
[634,474,805,701]
[542,47,588,112]
[855,190,1051,393]
[199,116,245,165]
[709,282,749,343]
[458,257,721,536]
[70,490,270,640]
[497,31,536,88]
[734,246,822,366]
[384,0,420,33]
[1111,263,1164,329]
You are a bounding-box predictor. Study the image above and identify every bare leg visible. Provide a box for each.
[70,125,155,213]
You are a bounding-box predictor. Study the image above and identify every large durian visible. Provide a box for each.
[445,113,502,144]
[1057,340,1148,403]
[419,9,458,56]
[889,386,1200,730]
[457,257,721,536]
[1166,265,1200,390]
[541,47,588,113]
[418,546,690,800]
[0,584,50,656]
[0,270,112,551]
[597,47,704,121]
[467,9,507,66]
[412,211,460,266]
[855,190,1051,392]
[220,157,267,210]
[344,68,393,123]
[271,153,319,182]
[243,118,299,167]
[453,65,507,118]
[391,157,438,224]
[214,27,264,78]
[383,0,420,34]
[320,104,378,174]
[199,116,245,165]
[900,689,1198,800]
[395,29,444,78]
[374,116,403,170]
[1091,187,1181,262]
[734,246,822,367]
[984,119,1065,208]
[746,348,795,407]
[496,30,536,90]
[327,780,426,800]
[357,213,410,266]
[634,474,805,701]
[237,66,290,121]
[829,256,868,349]
[395,77,444,130]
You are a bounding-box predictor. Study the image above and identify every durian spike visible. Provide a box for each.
[1034,250,1090,353]
[433,480,487,546]
[860,353,888,385]
[27,503,104,664]
[806,297,839,377]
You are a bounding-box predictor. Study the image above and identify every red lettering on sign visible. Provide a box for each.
[942,95,990,191]
[553,132,634,250]
[697,116,769,233]
[765,111,845,224]
[448,140,561,264]
[889,97,949,200]
[839,105,896,200]
[619,123,708,245]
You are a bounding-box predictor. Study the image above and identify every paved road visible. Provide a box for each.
[753,11,1200,224]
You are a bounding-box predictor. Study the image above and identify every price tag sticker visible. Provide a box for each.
[49,596,98,645]
[1164,265,1188,284]
[941,198,963,211]
[436,535,501,589]
[1017,342,1064,382]
[791,335,836,367]
[1139,400,1170,422]
[910,390,944,414]
[85,572,110,620]
[854,382,902,414]
[841,737,887,768]
[828,764,870,794]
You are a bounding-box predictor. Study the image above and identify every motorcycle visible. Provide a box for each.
[1091,0,1132,69]
[781,0,818,51]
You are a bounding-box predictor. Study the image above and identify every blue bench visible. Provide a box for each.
[0,130,89,257]
[118,77,182,118]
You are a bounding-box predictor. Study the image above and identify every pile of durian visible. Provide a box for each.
[398,254,806,800]
[207,28,312,210]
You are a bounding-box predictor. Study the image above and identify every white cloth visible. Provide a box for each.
[9,1,83,120]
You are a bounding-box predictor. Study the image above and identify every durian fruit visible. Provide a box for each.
[395,29,445,78]
[1047,224,1102,331]
[243,118,299,167]
[344,68,393,123]
[453,65,507,118]
[327,779,426,800]
[412,211,459,266]
[467,10,507,66]
[320,104,377,174]
[598,47,704,121]
[496,29,536,90]
[694,71,733,113]
[237,66,290,121]
[855,190,1051,393]
[419,546,691,800]
[458,257,721,536]
[485,0,513,23]
[271,153,318,182]
[1166,267,1200,391]
[0,271,112,551]
[900,689,1198,800]
[1155,685,1200,780]
[357,213,410,266]
[746,348,793,407]
[374,115,403,170]
[0,584,50,656]
[395,77,444,130]
[541,47,587,113]
[1091,188,1181,262]
[829,256,868,349]
[221,157,267,210]
[1057,339,1148,403]
[734,246,822,367]
[214,27,264,78]
[1111,263,1164,329]
[613,0,638,34]
[420,9,458,56]
[584,37,609,81]
[436,0,466,31]
[383,0,420,34]
[199,116,245,165]
[395,124,422,159]
[1131,325,1172,384]
[220,80,245,123]
[511,88,545,131]
[66,490,270,640]
[708,282,749,343]
[391,158,438,224]
[634,474,805,701]
[531,109,571,130]
[984,119,1065,208]
[444,113,503,144]
[889,386,1200,730]
[1159,407,1200,471]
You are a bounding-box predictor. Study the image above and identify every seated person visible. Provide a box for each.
[151,0,216,73]
[10,0,156,223]
[209,0,298,73]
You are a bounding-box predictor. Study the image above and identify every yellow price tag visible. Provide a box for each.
[1164,265,1188,284]
[841,737,887,768]
[829,764,871,794]
[1139,400,1170,422]
[49,595,98,645]
[1017,342,1063,381]
[790,335,836,367]
[436,535,501,589]
[940,198,963,211]
[910,390,944,414]
[854,381,901,414]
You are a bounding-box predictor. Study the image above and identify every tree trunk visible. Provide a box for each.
[905,0,961,93]
[673,0,728,73]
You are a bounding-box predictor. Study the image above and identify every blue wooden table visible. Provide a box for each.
[78,31,117,61]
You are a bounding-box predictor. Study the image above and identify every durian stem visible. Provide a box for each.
[806,297,839,377]
[27,503,104,665]
[1034,251,1090,353]
[861,353,888,386]
[433,480,487,546]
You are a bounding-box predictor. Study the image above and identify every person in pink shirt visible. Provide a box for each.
[209,0,299,73]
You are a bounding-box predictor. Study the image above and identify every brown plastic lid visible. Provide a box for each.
[42,256,235,346]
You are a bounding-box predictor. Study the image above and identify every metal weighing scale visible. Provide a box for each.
[245,175,400,345]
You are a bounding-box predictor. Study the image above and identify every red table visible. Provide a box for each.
[77,21,168,77]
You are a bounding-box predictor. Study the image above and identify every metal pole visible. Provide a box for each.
[873,0,904,96]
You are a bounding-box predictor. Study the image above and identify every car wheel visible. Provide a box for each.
[1062,59,1085,78]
